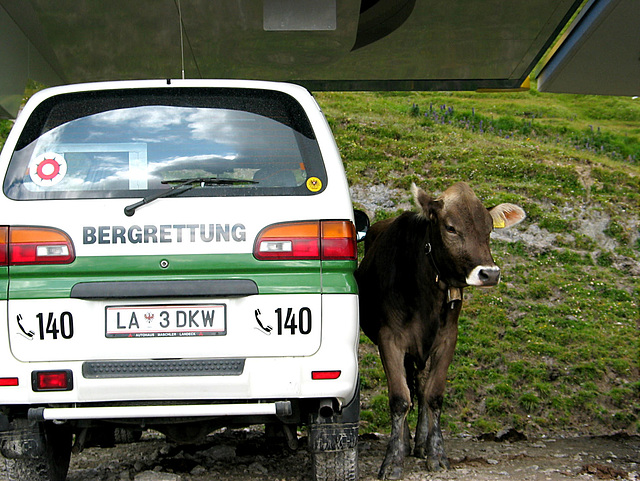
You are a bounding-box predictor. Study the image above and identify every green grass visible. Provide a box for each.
[0,120,11,150]
[316,88,640,437]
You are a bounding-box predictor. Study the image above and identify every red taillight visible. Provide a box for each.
[321,221,357,260]
[255,221,320,260]
[0,227,7,265]
[32,370,73,391]
[8,227,75,265]
[0,377,19,387]
[254,221,356,261]
[312,370,342,380]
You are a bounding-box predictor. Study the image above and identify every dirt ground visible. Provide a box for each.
[66,428,639,481]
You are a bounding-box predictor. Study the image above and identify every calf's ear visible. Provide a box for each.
[411,183,442,219]
[489,203,526,229]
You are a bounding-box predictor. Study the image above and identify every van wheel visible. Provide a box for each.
[309,421,359,481]
[0,418,72,481]
[312,446,358,481]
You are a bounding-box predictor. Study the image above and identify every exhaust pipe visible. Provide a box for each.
[318,399,335,418]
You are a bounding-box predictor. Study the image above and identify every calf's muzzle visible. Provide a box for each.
[466,265,501,286]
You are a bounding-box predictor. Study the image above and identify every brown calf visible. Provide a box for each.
[355,182,525,479]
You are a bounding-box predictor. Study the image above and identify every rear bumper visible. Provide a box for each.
[28,401,293,422]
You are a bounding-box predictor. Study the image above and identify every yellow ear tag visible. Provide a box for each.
[306,177,322,192]
[493,216,506,229]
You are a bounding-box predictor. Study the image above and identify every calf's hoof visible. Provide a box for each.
[378,464,403,480]
[426,454,451,472]
[378,452,405,480]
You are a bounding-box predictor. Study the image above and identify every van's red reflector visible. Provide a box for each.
[8,227,75,265]
[32,371,73,391]
[312,370,341,380]
[0,377,19,387]
[254,221,356,261]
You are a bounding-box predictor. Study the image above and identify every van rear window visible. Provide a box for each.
[4,88,327,199]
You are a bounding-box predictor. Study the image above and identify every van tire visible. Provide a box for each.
[0,418,72,481]
[312,447,358,481]
[309,420,359,481]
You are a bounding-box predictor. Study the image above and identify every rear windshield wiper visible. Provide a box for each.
[124,177,257,217]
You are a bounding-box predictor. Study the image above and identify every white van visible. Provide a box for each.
[0,80,366,481]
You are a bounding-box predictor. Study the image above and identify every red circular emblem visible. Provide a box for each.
[29,152,67,186]
[36,158,61,181]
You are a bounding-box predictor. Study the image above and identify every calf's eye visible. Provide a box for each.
[445,225,457,234]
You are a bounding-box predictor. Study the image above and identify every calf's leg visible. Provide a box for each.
[377,336,411,480]
[424,396,450,471]
[413,369,430,459]
[414,314,459,471]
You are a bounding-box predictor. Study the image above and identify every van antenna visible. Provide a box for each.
[178,0,185,79]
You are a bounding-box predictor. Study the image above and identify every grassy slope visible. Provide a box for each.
[315,89,639,437]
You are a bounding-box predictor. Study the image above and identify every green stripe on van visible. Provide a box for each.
[0,267,7,300]
[322,260,358,294]
[7,254,357,299]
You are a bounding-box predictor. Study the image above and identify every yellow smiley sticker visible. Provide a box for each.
[306,177,322,192]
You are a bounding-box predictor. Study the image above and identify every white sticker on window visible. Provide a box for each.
[29,153,67,186]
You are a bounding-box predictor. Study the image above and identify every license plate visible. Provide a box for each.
[106,304,226,338]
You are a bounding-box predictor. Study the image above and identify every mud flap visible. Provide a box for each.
[309,422,359,452]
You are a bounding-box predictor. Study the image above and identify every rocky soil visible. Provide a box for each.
[66,428,639,481]
[350,183,640,276]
